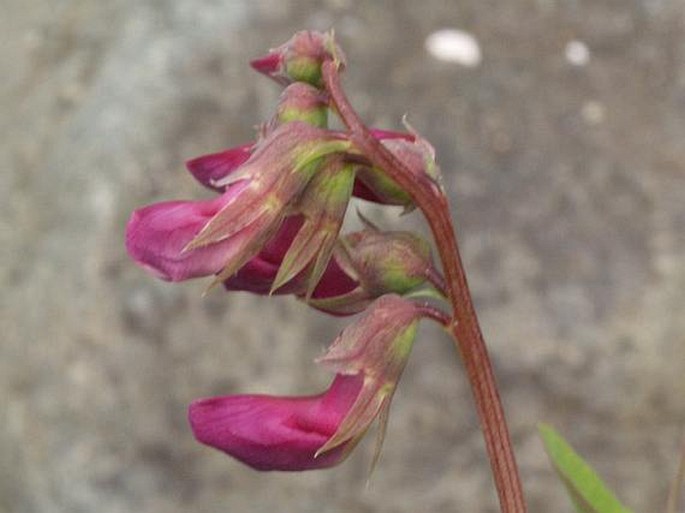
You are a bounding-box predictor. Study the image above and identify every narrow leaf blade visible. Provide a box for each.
[538,424,634,513]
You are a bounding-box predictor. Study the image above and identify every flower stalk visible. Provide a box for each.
[322,59,528,513]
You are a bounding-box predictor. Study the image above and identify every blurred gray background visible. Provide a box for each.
[2,1,685,512]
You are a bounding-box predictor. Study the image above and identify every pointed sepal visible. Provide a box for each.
[271,157,355,295]
[184,122,350,252]
[314,295,422,457]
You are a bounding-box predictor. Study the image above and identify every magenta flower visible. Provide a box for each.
[126,182,251,281]
[185,144,253,193]
[126,121,350,284]
[189,295,423,471]
[189,374,362,471]
[222,215,306,295]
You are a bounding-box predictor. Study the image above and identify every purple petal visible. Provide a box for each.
[185,144,253,191]
[189,374,362,471]
[351,179,385,203]
[310,257,358,299]
[125,185,249,281]
[250,53,283,79]
[223,216,304,294]
[258,216,304,264]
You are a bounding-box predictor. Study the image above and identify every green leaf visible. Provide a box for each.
[538,424,635,513]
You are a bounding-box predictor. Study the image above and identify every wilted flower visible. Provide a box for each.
[219,215,442,316]
[189,294,423,471]
[185,143,254,193]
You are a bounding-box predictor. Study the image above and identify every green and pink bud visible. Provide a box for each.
[185,83,329,192]
[185,82,329,193]
[250,30,345,88]
[354,124,443,208]
[185,128,419,204]
[307,225,442,315]
[270,82,329,128]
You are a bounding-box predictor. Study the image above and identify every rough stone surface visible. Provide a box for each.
[3,1,685,512]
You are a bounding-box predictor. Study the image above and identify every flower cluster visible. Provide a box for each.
[125,30,447,471]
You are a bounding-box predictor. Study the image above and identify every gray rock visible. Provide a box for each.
[2,1,684,512]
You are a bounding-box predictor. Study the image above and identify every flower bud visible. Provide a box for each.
[341,227,435,295]
[271,82,329,128]
[250,30,345,87]
[354,124,444,208]
[382,136,441,187]
[305,224,441,315]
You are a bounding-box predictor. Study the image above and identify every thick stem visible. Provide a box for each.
[323,61,527,513]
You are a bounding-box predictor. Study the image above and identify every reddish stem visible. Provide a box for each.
[416,303,452,327]
[424,266,449,299]
[323,61,527,513]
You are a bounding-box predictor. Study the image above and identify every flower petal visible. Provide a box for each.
[250,52,283,81]
[223,216,303,294]
[188,374,362,471]
[185,144,253,191]
[125,185,249,281]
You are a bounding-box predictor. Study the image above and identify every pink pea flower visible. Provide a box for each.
[189,374,362,471]
[126,182,250,281]
[189,295,423,471]
[126,121,350,284]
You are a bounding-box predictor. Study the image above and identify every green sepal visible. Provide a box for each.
[285,56,323,87]
[271,161,355,295]
[278,105,328,128]
[315,296,420,458]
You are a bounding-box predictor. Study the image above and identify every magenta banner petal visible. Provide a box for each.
[250,53,283,79]
[189,375,362,471]
[185,144,253,191]
[125,186,247,281]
